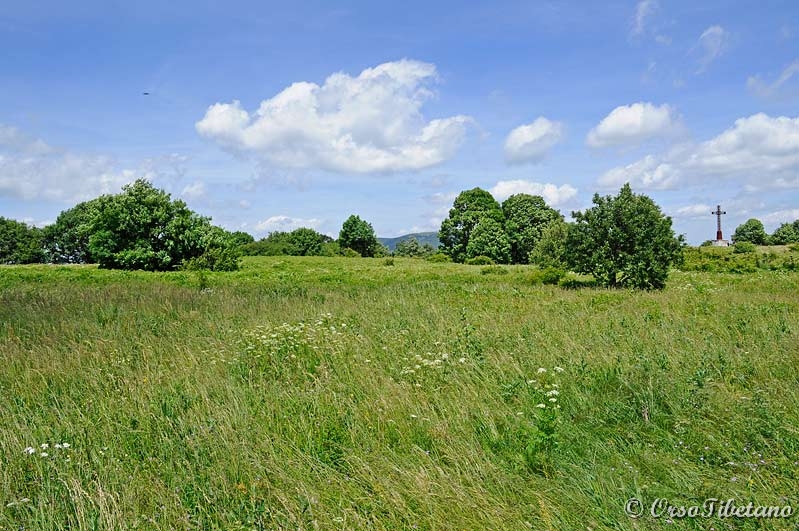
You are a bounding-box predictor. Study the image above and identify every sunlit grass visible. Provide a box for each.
[1,257,798,529]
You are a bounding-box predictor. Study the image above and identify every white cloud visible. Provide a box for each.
[254,215,322,233]
[763,209,799,225]
[0,124,142,202]
[489,180,577,206]
[180,181,206,200]
[587,102,682,148]
[503,117,564,164]
[631,0,658,36]
[673,203,713,218]
[695,25,728,73]
[747,59,799,99]
[598,113,799,191]
[196,59,473,173]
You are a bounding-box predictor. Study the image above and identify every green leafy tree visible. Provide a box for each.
[88,179,238,271]
[0,217,44,264]
[732,218,768,245]
[502,194,563,264]
[528,219,570,268]
[770,221,799,245]
[565,183,683,290]
[42,199,101,263]
[339,215,379,257]
[394,237,435,258]
[438,188,504,263]
[465,218,511,264]
[228,230,255,248]
[289,228,332,256]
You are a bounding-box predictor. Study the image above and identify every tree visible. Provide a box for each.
[465,218,511,263]
[565,183,683,290]
[289,227,332,256]
[338,215,379,257]
[528,219,570,268]
[771,221,799,245]
[502,194,563,264]
[732,218,768,245]
[228,230,255,248]
[42,198,101,263]
[0,217,43,264]
[88,179,239,271]
[395,237,435,258]
[438,188,504,263]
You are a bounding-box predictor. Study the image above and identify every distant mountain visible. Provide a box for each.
[378,231,440,251]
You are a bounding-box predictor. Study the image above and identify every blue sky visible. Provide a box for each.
[1,0,798,243]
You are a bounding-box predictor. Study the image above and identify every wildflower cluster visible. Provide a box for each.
[398,346,467,386]
[238,313,355,382]
[523,366,565,472]
[23,442,71,460]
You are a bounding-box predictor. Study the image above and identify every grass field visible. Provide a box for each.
[1,257,798,530]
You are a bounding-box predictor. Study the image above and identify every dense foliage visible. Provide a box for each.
[394,237,436,258]
[465,217,511,264]
[771,220,799,245]
[242,228,333,257]
[565,184,683,290]
[41,199,101,264]
[0,217,43,264]
[732,218,768,245]
[438,188,504,263]
[502,194,562,264]
[88,180,239,271]
[339,215,380,257]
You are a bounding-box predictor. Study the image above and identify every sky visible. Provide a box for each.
[1,0,798,244]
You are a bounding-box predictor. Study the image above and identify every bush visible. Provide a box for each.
[383,257,395,266]
[465,255,495,265]
[540,267,566,285]
[565,184,683,290]
[342,248,361,258]
[480,265,508,275]
[558,273,597,290]
[427,253,451,263]
[733,241,756,254]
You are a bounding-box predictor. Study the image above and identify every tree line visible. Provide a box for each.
[5,179,793,289]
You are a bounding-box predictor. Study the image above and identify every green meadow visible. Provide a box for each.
[1,256,798,530]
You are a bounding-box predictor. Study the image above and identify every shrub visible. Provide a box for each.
[540,267,566,285]
[342,248,361,258]
[558,273,597,290]
[733,241,756,254]
[480,265,508,275]
[466,255,495,266]
[565,184,683,290]
[427,253,451,263]
[383,257,395,266]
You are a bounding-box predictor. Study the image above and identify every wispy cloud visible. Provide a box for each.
[694,25,728,73]
[747,59,799,99]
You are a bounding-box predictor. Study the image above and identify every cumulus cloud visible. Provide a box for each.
[673,203,713,218]
[694,25,728,73]
[631,0,658,36]
[763,209,799,225]
[180,181,206,200]
[196,59,473,174]
[0,124,142,202]
[598,113,799,191]
[503,117,564,164]
[489,180,577,206]
[747,59,799,99]
[254,215,322,233]
[587,102,682,148]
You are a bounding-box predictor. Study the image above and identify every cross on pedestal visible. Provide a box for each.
[712,205,726,240]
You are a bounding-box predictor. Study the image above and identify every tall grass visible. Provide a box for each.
[1,257,798,530]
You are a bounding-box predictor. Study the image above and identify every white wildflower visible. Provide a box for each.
[554,366,565,373]
[548,397,557,402]
[546,389,560,397]
[23,447,35,455]
[536,403,547,409]
[40,452,48,457]
[458,358,466,363]
[537,367,547,374]
[40,443,49,450]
